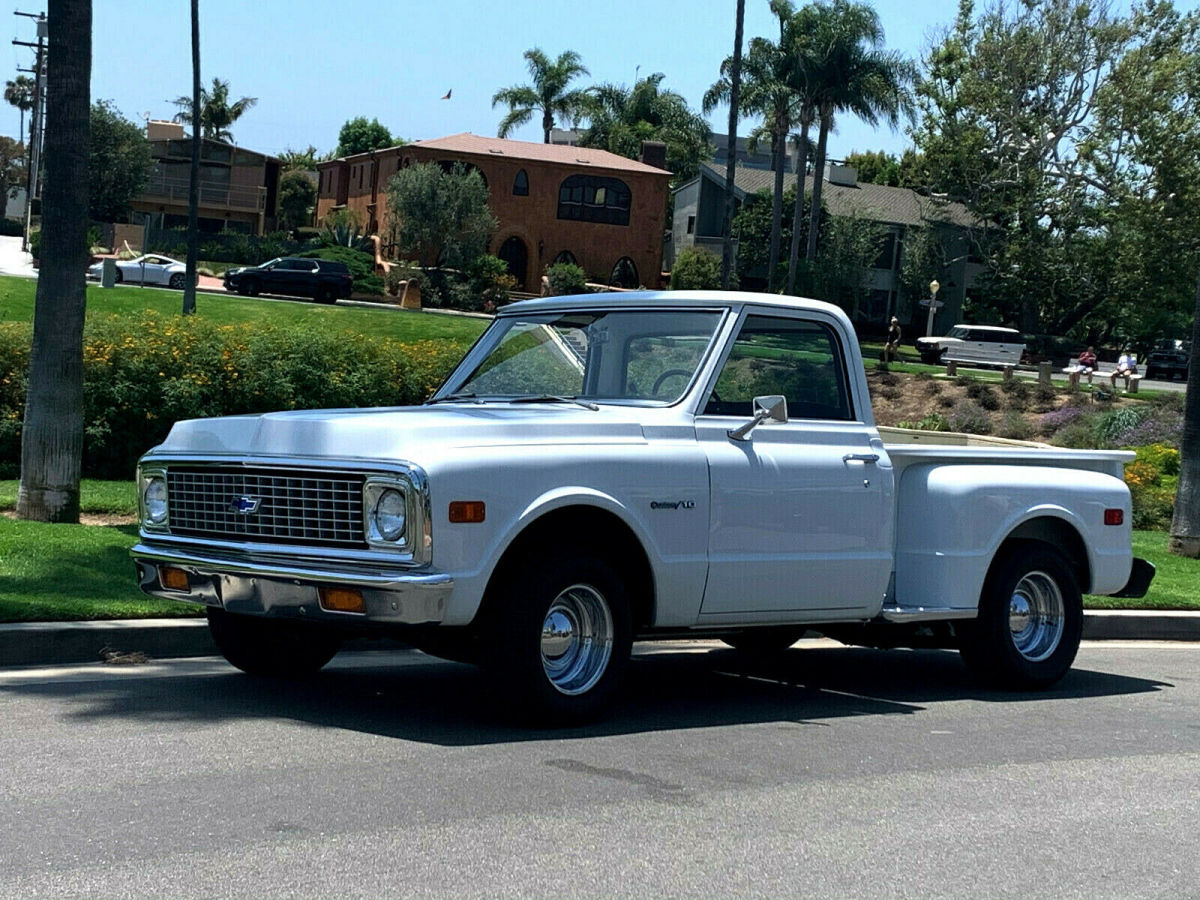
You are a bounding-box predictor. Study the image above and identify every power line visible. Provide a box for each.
[12,9,45,250]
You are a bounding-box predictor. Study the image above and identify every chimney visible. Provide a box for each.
[147,120,186,141]
[640,140,668,171]
[825,163,858,187]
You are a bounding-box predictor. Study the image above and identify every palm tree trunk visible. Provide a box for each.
[805,111,831,263]
[543,109,552,144]
[1169,270,1200,557]
[785,116,812,294]
[182,0,199,315]
[768,123,785,292]
[16,0,91,523]
[720,0,745,290]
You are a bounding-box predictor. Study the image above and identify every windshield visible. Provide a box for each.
[444,309,725,405]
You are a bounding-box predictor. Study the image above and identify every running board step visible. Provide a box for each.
[878,607,977,624]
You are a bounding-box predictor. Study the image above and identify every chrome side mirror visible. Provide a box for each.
[727,395,788,441]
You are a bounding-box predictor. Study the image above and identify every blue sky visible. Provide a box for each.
[4,0,1196,164]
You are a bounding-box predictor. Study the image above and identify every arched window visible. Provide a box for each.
[553,250,577,266]
[610,257,639,288]
[513,169,529,196]
[557,174,631,226]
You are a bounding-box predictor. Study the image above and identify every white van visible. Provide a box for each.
[915,325,1025,368]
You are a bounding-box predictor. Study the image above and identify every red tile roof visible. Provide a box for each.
[409,133,672,175]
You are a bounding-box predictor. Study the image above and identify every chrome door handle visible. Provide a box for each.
[843,453,879,464]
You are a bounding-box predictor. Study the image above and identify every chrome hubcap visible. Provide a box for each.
[1008,571,1065,662]
[540,584,613,696]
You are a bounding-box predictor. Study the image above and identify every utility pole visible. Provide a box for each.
[13,10,47,252]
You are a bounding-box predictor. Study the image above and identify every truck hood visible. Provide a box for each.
[152,404,649,460]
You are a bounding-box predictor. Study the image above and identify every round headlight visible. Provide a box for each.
[372,488,406,542]
[145,477,168,524]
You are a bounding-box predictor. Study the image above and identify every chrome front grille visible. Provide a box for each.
[166,467,367,548]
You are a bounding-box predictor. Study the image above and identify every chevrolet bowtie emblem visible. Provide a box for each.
[230,496,261,515]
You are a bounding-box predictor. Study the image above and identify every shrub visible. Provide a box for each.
[1094,405,1152,447]
[0,218,24,237]
[1125,446,1180,530]
[966,382,1000,410]
[897,412,950,432]
[1038,404,1087,437]
[1052,421,1099,449]
[669,247,725,290]
[0,314,473,479]
[29,229,39,260]
[998,410,1033,441]
[948,400,993,434]
[545,262,588,296]
[467,254,517,310]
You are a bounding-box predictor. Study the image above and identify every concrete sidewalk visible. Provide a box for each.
[1,610,1197,668]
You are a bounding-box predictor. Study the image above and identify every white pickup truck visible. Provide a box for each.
[132,291,1153,722]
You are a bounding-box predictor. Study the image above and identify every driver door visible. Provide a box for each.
[696,312,894,620]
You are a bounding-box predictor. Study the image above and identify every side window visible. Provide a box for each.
[513,168,529,196]
[703,315,852,421]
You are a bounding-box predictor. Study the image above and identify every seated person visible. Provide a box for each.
[1110,349,1138,388]
[1076,346,1097,383]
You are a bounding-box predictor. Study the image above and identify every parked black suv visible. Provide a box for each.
[1144,342,1191,381]
[223,257,353,304]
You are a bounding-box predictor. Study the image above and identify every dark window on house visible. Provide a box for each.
[686,215,696,235]
[873,233,897,270]
[558,174,632,226]
[513,169,529,196]
[610,256,639,288]
[553,250,577,266]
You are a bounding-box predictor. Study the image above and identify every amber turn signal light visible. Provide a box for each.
[158,566,190,592]
[319,587,366,614]
[1104,509,1124,526]
[449,501,486,523]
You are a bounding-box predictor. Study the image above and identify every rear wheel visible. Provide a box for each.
[316,285,336,304]
[485,552,632,724]
[207,608,341,678]
[958,542,1082,689]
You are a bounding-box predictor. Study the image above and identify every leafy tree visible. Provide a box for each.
[335,117,396,157]
[809,210,885,317]
[0,136,25,207]
[577,74,711,183]
[278,145,323,171]
[19,0,91,523]
[172,77,257,142]
[842,149,901,186]
[733,184,817,288]
[385,161,497,273]
[277,169,316,231]
[492,48,591,143]
[88,100,152,222]
[5,75,34,139]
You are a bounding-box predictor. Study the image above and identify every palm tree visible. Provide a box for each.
[172,77,257,142]
[721,0,746,288]
[705,1,802,292]
[578,73,711,182]
[783,3,824,294]
[18,0,91,523]
[182,0,199,316]
[804,0,916,262]
[492,48,590,143]
[5,75,35,140]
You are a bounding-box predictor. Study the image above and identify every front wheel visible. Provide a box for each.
[486,553,632,724]
[958,542,1082,689]
[168,272,186,289]
[207,608,342,678]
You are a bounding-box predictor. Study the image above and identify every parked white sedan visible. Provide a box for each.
[87,255,191,288]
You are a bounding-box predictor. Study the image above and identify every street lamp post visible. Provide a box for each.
[925,278,941,337]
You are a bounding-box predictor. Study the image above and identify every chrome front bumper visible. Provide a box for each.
[131,542,452,625]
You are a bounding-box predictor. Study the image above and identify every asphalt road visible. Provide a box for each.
[1,640,1197,899]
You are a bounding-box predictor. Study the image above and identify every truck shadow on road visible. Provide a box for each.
[5,643,1172,746]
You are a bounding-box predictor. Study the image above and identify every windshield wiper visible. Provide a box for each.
[424,392,483,405]
[508,395,599,411]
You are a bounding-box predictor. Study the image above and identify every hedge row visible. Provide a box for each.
[0,315,466,479]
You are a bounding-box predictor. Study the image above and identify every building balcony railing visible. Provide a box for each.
[140,174,267,212]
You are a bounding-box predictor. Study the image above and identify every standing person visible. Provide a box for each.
[883,317,902,363]
[1110,348,1138,389]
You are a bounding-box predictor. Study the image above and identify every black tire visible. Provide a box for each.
[958,541,1082,689]
[485,552,632,725]
[168,272,186,290]
[316,285,336,304]
[919,348,945,365]
[244,279,261,297]
[207,608,341,678]
[722,627,806,654]
[113,268,122,284]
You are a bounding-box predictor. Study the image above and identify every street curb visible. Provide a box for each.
[2,610,1199,668]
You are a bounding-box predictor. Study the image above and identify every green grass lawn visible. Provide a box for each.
[0,480,1196,621]
[0,275,489,345]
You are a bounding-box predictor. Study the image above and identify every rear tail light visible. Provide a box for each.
[1104,509,1124,526]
